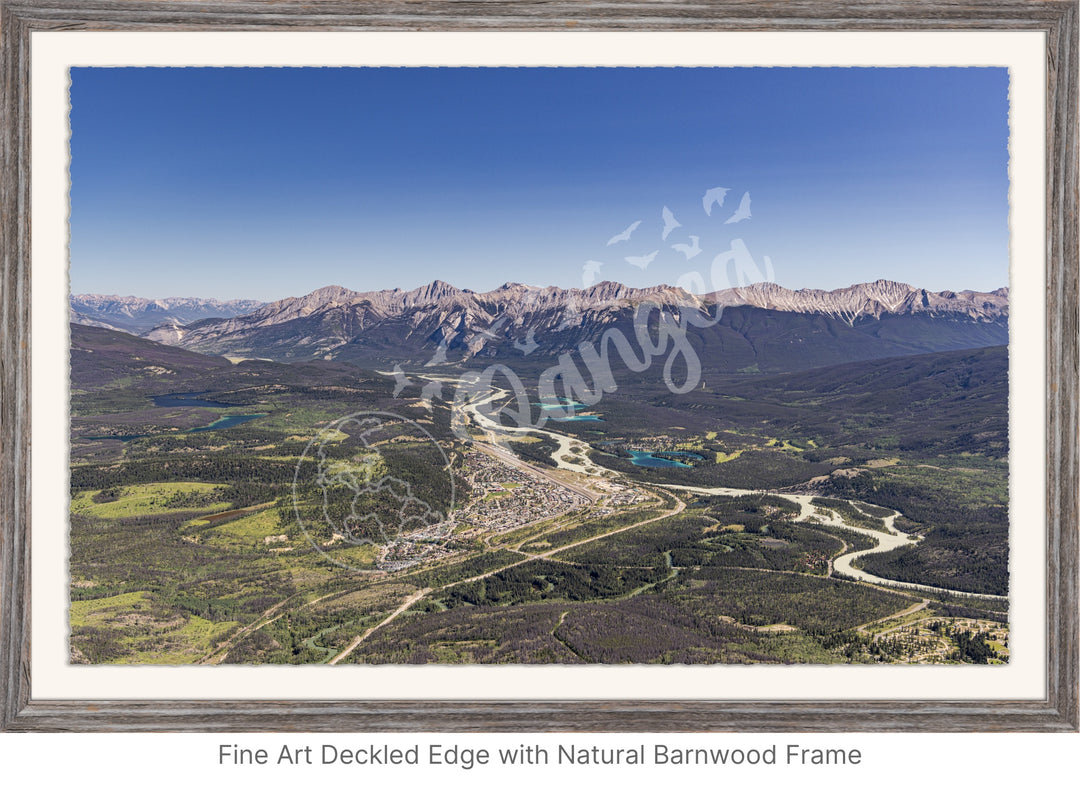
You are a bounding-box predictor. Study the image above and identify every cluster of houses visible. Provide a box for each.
[459,450,589,533]
[585,478,650,517]
[376,519,455,572]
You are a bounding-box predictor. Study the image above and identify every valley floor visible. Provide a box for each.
[68,381,1008,667]
[67,326,1009,666]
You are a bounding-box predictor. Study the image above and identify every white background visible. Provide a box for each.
[2,732,1078,783]
[7,29,1075,767]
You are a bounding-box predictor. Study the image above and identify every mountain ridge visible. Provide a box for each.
[109,279,1006,374]
[70,279,1008,374]
[715,279,1008,326]
[70,293,265,333]
[73,279,1008,333]
[134,277,1008,334]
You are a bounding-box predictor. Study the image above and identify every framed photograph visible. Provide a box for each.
[1,1,1076,732]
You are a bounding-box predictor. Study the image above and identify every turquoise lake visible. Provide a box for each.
[88,395,268,441]
[628,450,704,468]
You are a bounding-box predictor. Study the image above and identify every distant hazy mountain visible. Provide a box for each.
[134,279,1008,373]
[70,294,265,334]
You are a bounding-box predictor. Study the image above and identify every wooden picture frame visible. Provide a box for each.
[1,0,1076,732]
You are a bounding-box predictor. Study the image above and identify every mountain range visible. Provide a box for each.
[70,294,266,333]
[70,280,1009,374]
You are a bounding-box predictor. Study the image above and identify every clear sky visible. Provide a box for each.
[69,67,1009,302]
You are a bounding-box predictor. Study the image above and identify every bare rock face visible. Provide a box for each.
[134,280,705,353]
[711,280,1008,326]
[70,278,1008,370]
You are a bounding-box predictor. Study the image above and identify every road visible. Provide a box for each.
[328,490,687,661]
[856,599,930,634]
[202,586,356,665]
[379,375,1008,623]
[470,438,601,504]
[659,487,1009,602]
[329,589,430,665]
[444,491,684,589]
[469,391,1008,603]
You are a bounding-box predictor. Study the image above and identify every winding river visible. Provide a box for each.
[444,381,1008,603]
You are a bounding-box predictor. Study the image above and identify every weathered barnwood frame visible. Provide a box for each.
[1,0,1075,732]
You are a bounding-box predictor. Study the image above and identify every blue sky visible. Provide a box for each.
[69,67,1009,302]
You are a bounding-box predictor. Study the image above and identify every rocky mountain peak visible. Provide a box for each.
[401,280,465,307]
[301,285,359,307]
[126,277,1008,368]
[711,280,1006,325]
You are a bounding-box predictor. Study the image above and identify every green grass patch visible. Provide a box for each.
[71,482,231,519]
[69,590,151,628]
[884,463,1008,508]
[196,508,284,547]
[133,616,239,665]
[320,542,381,568]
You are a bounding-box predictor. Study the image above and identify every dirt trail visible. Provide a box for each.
[327,492,687,664]
[856,599,930,634]
[329,589,430,665]
[203,587,356,665]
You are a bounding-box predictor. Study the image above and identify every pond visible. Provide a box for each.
[86,413,269,442]
[539,398,604,422]
[152,392,240,408]
[628,450,704,468]
[86,393,267,441]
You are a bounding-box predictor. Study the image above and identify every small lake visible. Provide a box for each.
[86,413,268,442]
[539,398,603,421]
[628,450,704,468]
[86,393,268,440]
[152,392,240,408]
